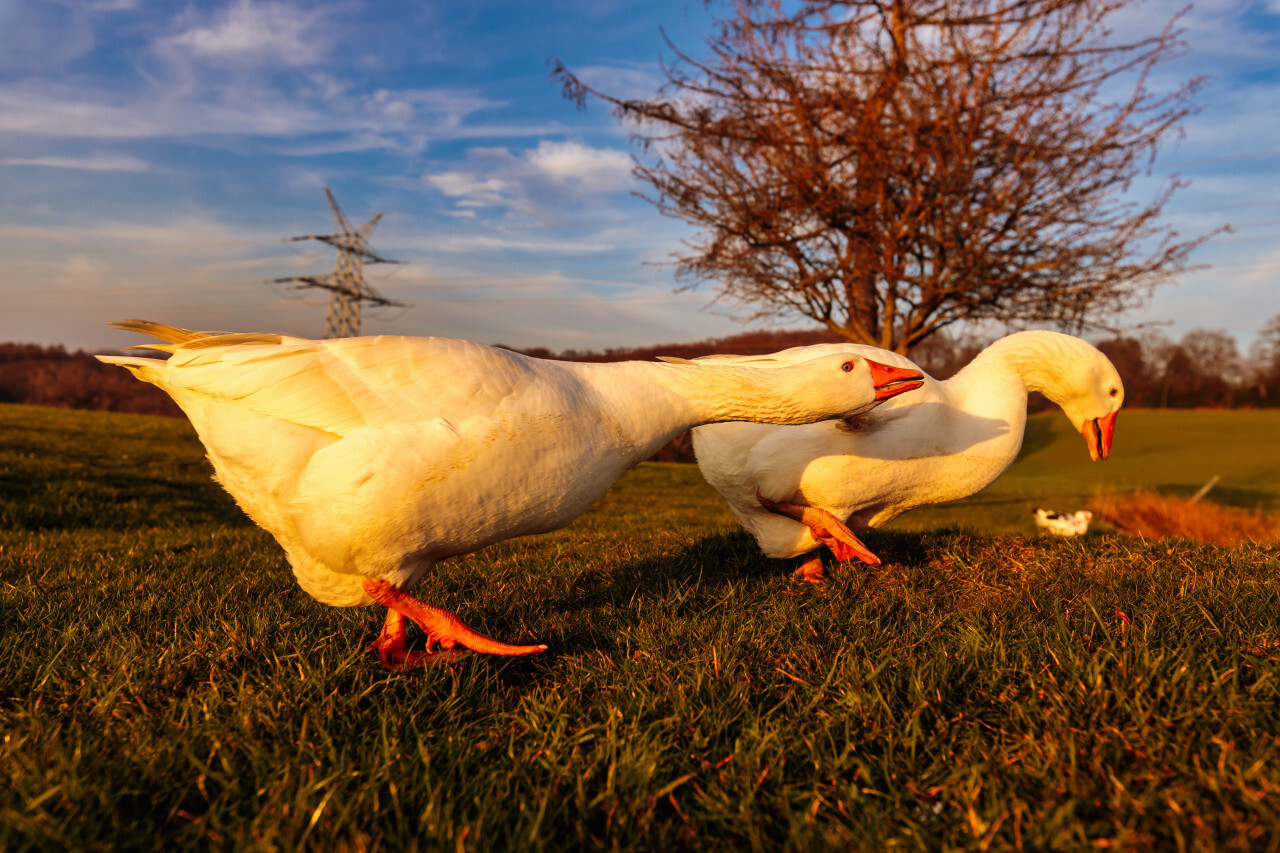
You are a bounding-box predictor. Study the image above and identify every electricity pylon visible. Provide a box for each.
[272,188,405,338]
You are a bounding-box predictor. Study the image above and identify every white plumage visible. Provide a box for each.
[690,331,1124,581]
[98,320,918,667]
[1034,509,1093,537]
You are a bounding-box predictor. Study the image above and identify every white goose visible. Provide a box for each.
[690,331,1123,582]
[98,320,922,667]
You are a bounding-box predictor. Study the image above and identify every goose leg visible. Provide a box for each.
[793,552,827,584]
[368,608,467,669]
[363,579,546,669]
[756,489,881,567]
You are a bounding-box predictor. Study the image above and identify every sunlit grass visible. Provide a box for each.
[1093,488,1280,546]
[2,404,1279,850]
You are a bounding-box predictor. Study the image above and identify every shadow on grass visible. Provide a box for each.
[385,527,966,664]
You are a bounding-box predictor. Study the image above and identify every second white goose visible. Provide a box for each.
[690,331,1123,581]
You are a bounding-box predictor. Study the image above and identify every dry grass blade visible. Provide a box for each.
[1092,488,1280,545]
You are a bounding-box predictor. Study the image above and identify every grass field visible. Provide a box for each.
[2,403,1279,850]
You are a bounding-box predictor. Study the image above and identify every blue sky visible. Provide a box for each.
[1,0,1277,354]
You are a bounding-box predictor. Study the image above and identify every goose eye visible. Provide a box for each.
[841,361,854,372]
[1109,388,1118,397]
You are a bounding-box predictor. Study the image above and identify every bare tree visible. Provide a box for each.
[1096,336,1153,404]
[554,0,1223,352]
[1179,328,1240,407]
[1246,313,1280,400]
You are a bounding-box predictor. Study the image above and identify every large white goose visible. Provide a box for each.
[690,331,1123,581]
[98,320,923,668]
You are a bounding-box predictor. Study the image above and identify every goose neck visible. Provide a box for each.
[963,331,1087,405]
[584,360,848,450]
[946,336,1042,417]
[643,362,844,426]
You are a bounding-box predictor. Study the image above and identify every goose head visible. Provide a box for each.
[1043,348,1125,462]
[664,352,924,424]
[772,353,925,420]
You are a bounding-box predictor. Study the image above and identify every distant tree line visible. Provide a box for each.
[1117,316,1280,408]
[0,344,179,417]
[4,314,1277,462]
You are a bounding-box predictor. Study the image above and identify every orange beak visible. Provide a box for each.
[866,359,925,402]
[1083,411,1118,461]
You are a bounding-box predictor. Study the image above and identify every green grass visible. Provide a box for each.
[2,404,1279,851]
[899,408,1280,534]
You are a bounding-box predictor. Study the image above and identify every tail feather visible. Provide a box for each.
[108,319,221,346]
[178,332,286,350]
[108,320,289,353]
[127,343,180,353]
[94,353,168,384]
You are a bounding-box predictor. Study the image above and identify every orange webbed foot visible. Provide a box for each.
[793,554,826,584]
[756,488,881,567]
[368,609,471,670]
[364,580,546,670]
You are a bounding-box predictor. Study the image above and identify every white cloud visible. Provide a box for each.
[0,153,149,172]
[526,141,633,193]
[427,171,518,208]
[570,63,665,103]
[158,0,327,67]
[421,234,616,256]
[424,140,635,212]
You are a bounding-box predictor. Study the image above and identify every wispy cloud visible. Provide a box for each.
[156,0,329,67]
[419,234,619,256]
[427,170,519,209]
[0,153,149,172]
[89,0,141,11]
[0,1,511,151]
[527,141,633,193]
[569,63,668,103]
[0,226,81,246]
[0,79,503,146]
[426,140,634,212]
